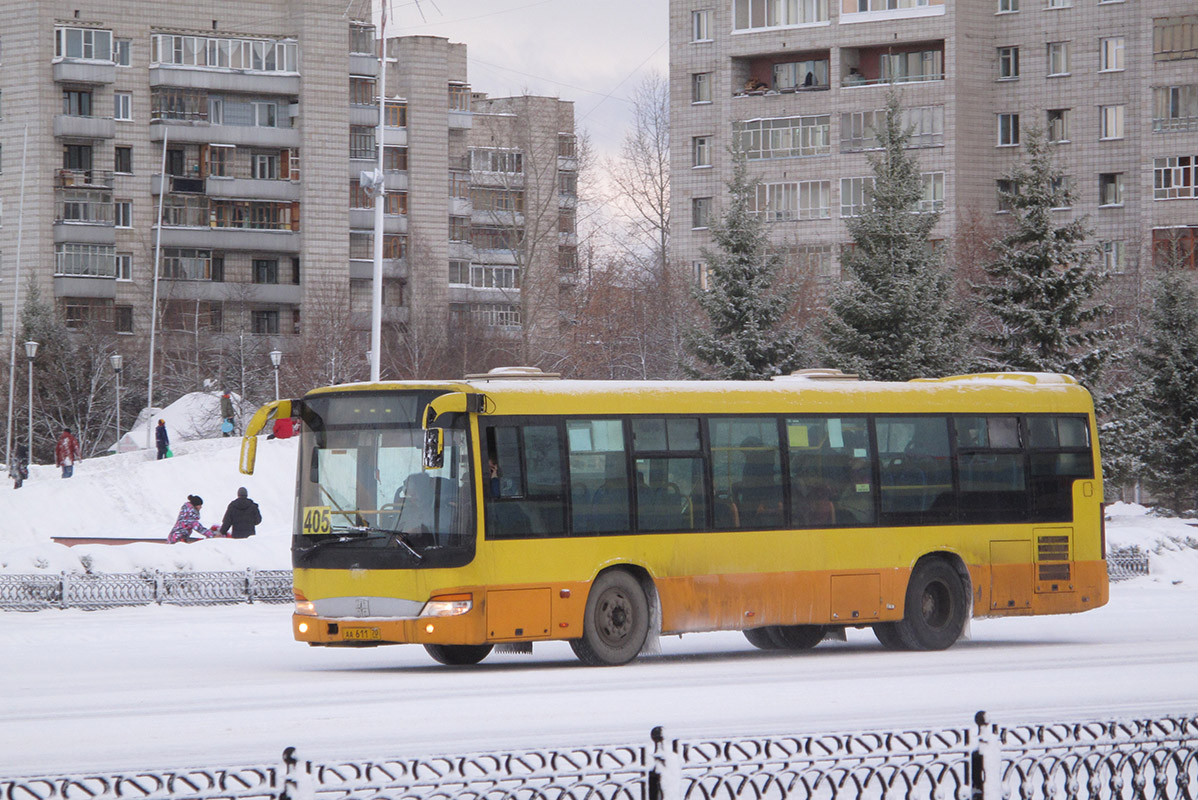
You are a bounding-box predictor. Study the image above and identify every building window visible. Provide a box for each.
[63,89,93,117]
[55,243,116,277]
[150,87,207,121]
[116,252,132,281]
[208,145,231,177]
[349,77,376,106]
[879,49,944,83]
[997,113,1020,146]
[998,0,1018,12]
[1099,37,1125,71]
[1152,226,1198,269]
[1046,0,1070,8]
[1100,241,1125,274]
[1099,105,1125,139]
[161,248,211,280]
[692,9,712,41]
[1047,109,1070,142]
[1154,16,1198,62]
[1154,156,1198,200]
[996,179,1017,212]
[253,259,279,284]
[472,188,524,212]
[252,310,280,335]
[251,152,279,180]
[694,261,709,290]
[841,106,943,152]
[1153,85,1198,132]
[692,197,712,229]
[750,181,830,221]
[558,211,576,234]
[114,305,133,333]
[998,47,1020,79]
[558,172,578,197]
[349,24,375,55]
[384,146,408,171]
[773,59,830,90]
[151,34,297,72]
[384,192,407,215]
[384,101,407,127]
[208,98,223,125]
[1047,42,1070,75]
[920,172,945,212]
[115,200,132,228]
[449,260,470,285]
[736,115,831,159]
[1049,176,1071,208]
[55,27,113,61]
[449,216,471,242]
[693,136,712,167]
[114,146,131,174]
[62,298,113,330]
[114,92,132,121]
[114,38,131,66]
[559,246,579,274]
[349,126,375,160]
[1099,173,1123,206]
[253,102,277,127]
[733,0,828,29]
[692,72,712,104]
[840,177,875,217]
[470,148,523,173]
[471,265,520,289]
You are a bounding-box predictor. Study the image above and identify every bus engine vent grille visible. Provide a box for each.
[1037,534,1071,582]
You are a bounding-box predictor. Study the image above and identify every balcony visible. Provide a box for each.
[448,110,472,130]
[149,66,300,96]
[56,169,114,189]
[349,259,408,281]
[150,122,301,149]
[734,52,831,96]
[839,0,946,25]
[54,115,115,139]
[348,209,408,234]
[158,226,300,253]
[348,54,379,76]
[205,177,301,202]
[53,60,115,84]
[840,42,945,87]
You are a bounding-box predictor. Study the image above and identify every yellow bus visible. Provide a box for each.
[240,368,1108,666]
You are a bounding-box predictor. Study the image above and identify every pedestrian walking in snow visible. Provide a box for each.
[219,487,262,538]
[55,428,81,478]
[156,419,170,460]
[168,495,221,543]
[11,445,29,489]
[220,391,235,437]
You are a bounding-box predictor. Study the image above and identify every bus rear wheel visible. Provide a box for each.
[769,625,827,650]
[570,570,649,666]
[872,622,906,650]
[744,627,782,650]
[424,643,493,665]
[894,559,968,651]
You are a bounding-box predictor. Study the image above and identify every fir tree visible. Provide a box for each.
[1135,270,1198,510]
[686,153,805,379]
[820,92,967,382]
[975,126,1115,388]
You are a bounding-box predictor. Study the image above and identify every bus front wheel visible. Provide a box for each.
[424,643,493,665]
[744,627,782,650]
[770,625,827,650]
[894,559,968,651]
[570,570,649,666]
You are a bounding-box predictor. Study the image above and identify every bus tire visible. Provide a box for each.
[769,624,827,650]
[894,559,968,651]
[872,622,907,650]
[424,643,493,666]
[744,627,783,650]
[570,570,649,666]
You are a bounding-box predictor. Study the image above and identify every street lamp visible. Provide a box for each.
[269,350,282,401]
[24,341,38,465]
[110,353,123,452]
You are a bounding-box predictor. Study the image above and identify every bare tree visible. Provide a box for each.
[606,73,670,277]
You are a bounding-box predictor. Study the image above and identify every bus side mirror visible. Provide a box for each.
[424,428,444,469]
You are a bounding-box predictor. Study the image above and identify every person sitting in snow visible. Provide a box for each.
[168,495,222,543]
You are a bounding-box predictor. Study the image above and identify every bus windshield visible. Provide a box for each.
[295,391,475,569]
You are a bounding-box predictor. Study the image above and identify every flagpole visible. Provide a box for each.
[369,0,388,383]
[5,126,29,472]
[147,127,168,448]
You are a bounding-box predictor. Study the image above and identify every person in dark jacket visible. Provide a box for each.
[219,487,262,538]
[220,391,235,437]
[155,419,169,460]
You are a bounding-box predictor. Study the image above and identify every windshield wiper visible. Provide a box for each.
[295,531,367,556]
[343,526,424,561]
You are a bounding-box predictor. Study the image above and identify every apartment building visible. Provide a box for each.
[0,2,575,378]
[670,0,1198,312]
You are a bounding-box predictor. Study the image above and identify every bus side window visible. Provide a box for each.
[709,418,783,530]
[1028,415,1093,522]
[484,423,566,539]
[876,416,954,524]
[568,419,630,534]
[787,417,874,528]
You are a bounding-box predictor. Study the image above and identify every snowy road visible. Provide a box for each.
[3,580,1198,777]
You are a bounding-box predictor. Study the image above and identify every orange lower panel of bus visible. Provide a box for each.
[292,559,1107,648]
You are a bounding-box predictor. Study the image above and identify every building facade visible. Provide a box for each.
[0,2,575,381]
[670,0,1198,310]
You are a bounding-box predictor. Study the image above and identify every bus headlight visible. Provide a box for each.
[420,593,473,617]
[294,589,316,616]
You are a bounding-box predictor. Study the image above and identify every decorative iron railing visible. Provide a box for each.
[2,713,1195,800]
[0,569,292,611]
[1107,550,1151,581]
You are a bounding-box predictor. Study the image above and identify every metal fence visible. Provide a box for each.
[2,712,1195,800]
[1107,550,1151,581]
[0,569,293,611]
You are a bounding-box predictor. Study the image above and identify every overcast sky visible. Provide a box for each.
[383,0,669,159]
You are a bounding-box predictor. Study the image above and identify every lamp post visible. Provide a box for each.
[24,341,38,464]
[110,353,123,451]
[269,350,282,401]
